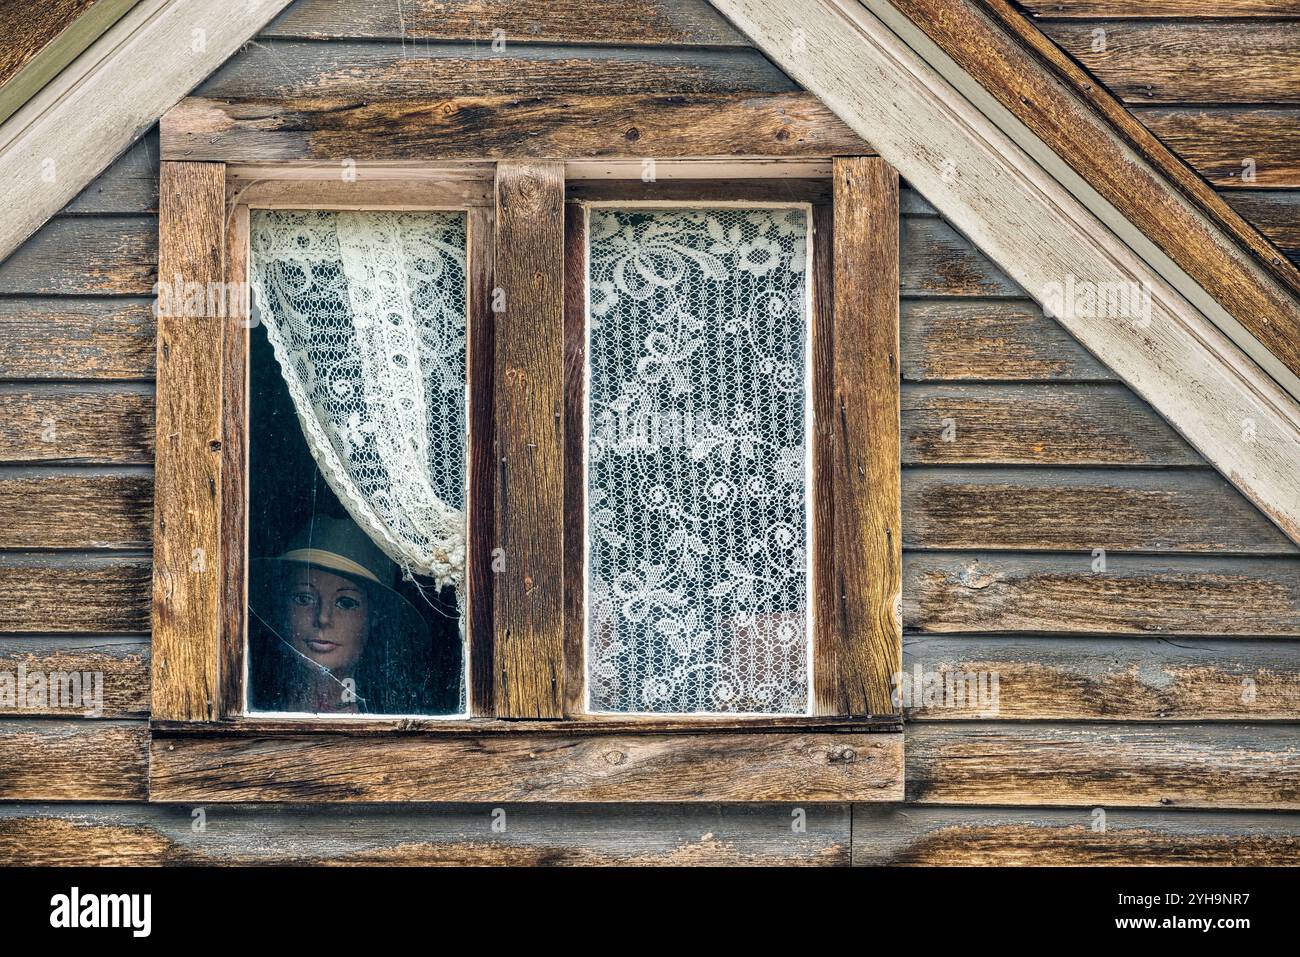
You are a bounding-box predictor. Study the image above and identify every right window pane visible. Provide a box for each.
[585,206,812,714]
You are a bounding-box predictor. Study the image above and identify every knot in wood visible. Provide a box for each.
[603,749,627,766]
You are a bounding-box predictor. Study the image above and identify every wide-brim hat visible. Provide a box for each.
[248,517,429,649]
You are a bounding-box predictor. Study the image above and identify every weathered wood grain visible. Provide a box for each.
[0,720,147,800]
[1224,191,1300,264]
[151,161,224,723]
[1135,107,1300,188]
[1019,0,1300,13]
[900,217,1023,297]
[0,216,156,296]
[820,157,901,716]
[160,93,870,162]
[905,723,1300,808]
[854,806,1300,866]
[562,202,586,717]
[0,298,155,380]
[1040,21,1300,104]
[903,634,1300,721]
[900,383,1200,466]
[903,467,1298,553]
[467,206,495,715]
[0,554,151,634]
[62,135,158,215]
[260,0,751,46]
[197,41,793,99]
[901,298,1115,381]
[0,802,851,866]
[148,731,904,802]
[0,468,152,549]
[493,162,565,718]
[891,0,1300,370]
[904,553,1300,636]
[0,385,153,465]
[1019,1,1300,14]
[0,637,149,717]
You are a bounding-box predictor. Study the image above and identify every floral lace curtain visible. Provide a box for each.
[585,207,812,714]
[249,210,468,590]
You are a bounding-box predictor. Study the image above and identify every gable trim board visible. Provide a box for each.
[709,0,1300,545]
[0,0,294,266]
[1,0,1298,545]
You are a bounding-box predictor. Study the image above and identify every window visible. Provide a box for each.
[149,153,903,803]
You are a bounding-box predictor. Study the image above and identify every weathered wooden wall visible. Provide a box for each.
[0,0,1297,865]
[1015,0,1300,268]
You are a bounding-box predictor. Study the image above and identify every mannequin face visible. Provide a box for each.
[283,567,370,674]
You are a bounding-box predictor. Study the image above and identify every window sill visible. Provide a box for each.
[147,724,904,803]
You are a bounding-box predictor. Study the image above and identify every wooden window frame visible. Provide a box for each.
[150,107,903,802]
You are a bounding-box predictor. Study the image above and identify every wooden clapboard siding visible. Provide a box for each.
[160,93,867,162]
[197,42,793,99]
[901,383,1200,466]
[0,468,153,550]
[0,637,149,718]
[853,806,1300,866]
[905,723,1300,808]
[903,634,1300,721]
[1017,0,1300,14]
[1224,191,1300,266]
[1038,21,1300,105]
[261,0,750,45]
[0,720,148,801]
[903,467,1298,554]
[61,134,159,216]
[0,803,850,866]
[0,216,156,296]
[901,299,1116,382]
[1134,108,1300,189]
[0,554,151,634]
[0,298,155,381]
[0,385,154,465]
[904,553,1300,636]
[900,217,1023,297]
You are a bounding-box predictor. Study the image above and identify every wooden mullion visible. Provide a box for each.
[467,205,497,716]
[492,160,567,718]
[816,156,902,717]
[152,160,227,722]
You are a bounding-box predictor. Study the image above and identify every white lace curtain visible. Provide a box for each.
[249,209,468,590]
[585,207,812,714]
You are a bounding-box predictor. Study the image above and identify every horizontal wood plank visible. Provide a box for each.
[1041,21,1300,104]
[0,720,147,800]
[904,553,1300,636]
[901,383,1200,466]
[1135,107,1300,188]
[1223,190,1300,264]
[0,216,156,296]
[901,299,1115,381]
[0,802,850,865]
[0,555,151,634]
[0,298,155,380]
[901,217,1023,298]
[161,93,870,162]
[905,723,1300,808]
[260,0,751,45]
[903,467,1297,553]
[854,805,1300,866]
[0,637,149,718]
[148,732,904,803]
[1017,0,1300,16]
[0,386,154,464]
[903,634,1300,721]
[197,41,792,99]
[0,469,152,549]
[61,135,158,215]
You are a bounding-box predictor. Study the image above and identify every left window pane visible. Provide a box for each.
[246,210,468,716]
